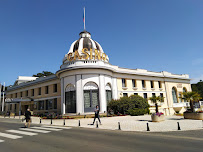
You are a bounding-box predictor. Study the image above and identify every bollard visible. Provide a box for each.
[177,122,181,130]
[64,119,65,126]
[40,119,41,124]
[147,123,150,131]
[96,121,98,128]
[51,118,52,125]
[79,120,80,127]
[118,122,121,130]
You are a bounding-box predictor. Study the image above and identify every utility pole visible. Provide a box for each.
[0,83,2,112]
[2,82,5,112]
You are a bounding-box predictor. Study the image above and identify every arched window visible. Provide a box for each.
[106,83,112,105]
[172,87,178,103]
[84,82,99,112]
[183,87,187,102]
[65,84,76,113]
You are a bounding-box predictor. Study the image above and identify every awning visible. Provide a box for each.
[5,98,31,103]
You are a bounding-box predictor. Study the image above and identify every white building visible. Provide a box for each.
[5,30,191,116]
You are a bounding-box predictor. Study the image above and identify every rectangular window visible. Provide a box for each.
[10,104,12,110]
[46,99,53,110]
[38,88,41,95]
[48,100,53,110]
[179,93,182,102]
[152,93,156,97]
[143,93,147,99]
[45,86,49,94]
[150,81,154,88]
[11,94,13,98]
[160,93,163,98]
[123,93,128,97]
[32,89,34,96]
[132,79,137,88]
[15,93,17,98]
[134,93,138,96]
[122,79,126,87]
[142,80,146,88]
[34,101,37,110]
[158,81,162,88]
[20,92,23,97]
[53,84,57,93]
[15,104,17,110]
[26,90,28,97]
[38,101,44,110]
[46,100,48,110]
[54,98,57,109]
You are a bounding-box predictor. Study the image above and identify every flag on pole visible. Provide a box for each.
[83,7,86,30]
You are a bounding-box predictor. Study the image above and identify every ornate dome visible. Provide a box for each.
[63,31,109,63]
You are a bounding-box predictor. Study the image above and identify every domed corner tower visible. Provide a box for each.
[60,30,109,70]
[56,30,117,116]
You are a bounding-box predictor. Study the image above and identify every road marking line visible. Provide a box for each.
[31,127,62,131]
[0,139,4,143]
[42,126,72,129]
[6,130,38,136]
[19,128,50,133]
[0,132,23,139]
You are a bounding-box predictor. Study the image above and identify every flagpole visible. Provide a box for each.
[84,7,86,30]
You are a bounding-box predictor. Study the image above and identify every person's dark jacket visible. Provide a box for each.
[25,111,31,120]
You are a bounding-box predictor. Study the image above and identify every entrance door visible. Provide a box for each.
[65,91,76,113]
[65,84,76,113]
[84,82,99,112]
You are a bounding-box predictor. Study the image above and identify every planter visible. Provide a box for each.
[151,114,165,122]
[183,112,203,120]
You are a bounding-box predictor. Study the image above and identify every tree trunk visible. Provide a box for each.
[155,103,158,113]
[190,100,194,112]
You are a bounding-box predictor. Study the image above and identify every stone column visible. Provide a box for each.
[61,78,65,115]
[76,75,83,114]
[99,74,106,113]
[112,77,118,100]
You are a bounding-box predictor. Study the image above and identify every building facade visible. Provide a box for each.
[4,30,191,116]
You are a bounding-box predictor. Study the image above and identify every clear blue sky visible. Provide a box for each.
[0,0,203,86]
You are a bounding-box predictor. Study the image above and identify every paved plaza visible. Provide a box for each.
[1,115,202,132]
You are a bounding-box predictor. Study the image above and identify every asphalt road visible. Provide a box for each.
[0,118,203,152]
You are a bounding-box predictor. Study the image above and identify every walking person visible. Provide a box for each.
[24,108,31,128]
[93,105,101,125]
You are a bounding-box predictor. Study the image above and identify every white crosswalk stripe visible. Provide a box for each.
[6,130,38,136]
[0,132,22,139]
[42,126,72,129]
[0,125,72,143]
[31,127,62,131]
[19,128,50,133]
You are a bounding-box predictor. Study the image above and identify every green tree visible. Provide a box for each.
[108,95,149,116]
[191,81,203,98]
[182,91,201,112]
[148,95,164,113]
[33,71,54,77]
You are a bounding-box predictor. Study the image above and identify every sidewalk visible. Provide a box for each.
[1,115,203,132]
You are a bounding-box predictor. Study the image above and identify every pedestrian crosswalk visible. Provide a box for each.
[7,130,38,136]
[19,128,51,133]
[31,127,62,131]
[0,125,72,143]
